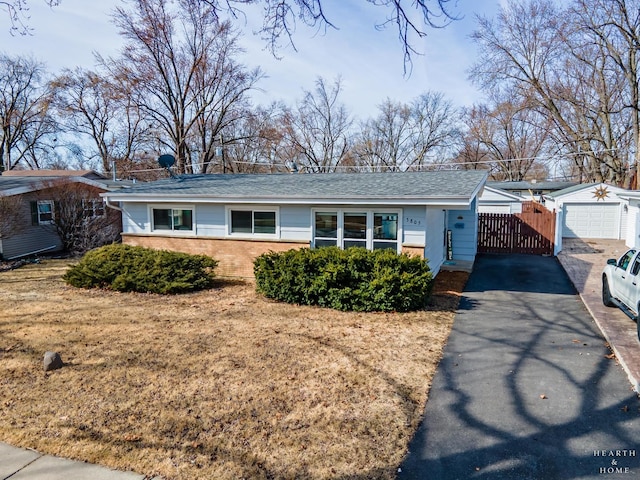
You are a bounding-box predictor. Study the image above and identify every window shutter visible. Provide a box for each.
[30,201,38,225]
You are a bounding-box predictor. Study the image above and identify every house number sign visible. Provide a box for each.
[405,217,422,226]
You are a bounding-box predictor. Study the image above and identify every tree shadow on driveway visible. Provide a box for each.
[399,254,640,480]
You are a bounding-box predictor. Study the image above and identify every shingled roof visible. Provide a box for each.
[103,170,487,206]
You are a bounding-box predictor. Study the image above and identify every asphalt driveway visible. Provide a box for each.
[399,254,640,480]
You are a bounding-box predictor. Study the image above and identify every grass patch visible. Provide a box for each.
[0,260,467,479]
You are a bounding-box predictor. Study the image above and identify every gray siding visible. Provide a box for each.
[402,206,426,246]
[195,204,226,237]
[280,205,311,241]
[447,198,478,262]
[425,208,446,274]
[2,227,62,259]
[1,192,62,259]
[122,202,149,234]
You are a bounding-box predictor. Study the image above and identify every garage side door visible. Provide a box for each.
[563,202,620,239]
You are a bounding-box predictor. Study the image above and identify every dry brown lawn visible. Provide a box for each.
[0,260,467,479]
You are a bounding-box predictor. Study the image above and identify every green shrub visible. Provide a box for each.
[63,244,218,294]
[253,247,433,312]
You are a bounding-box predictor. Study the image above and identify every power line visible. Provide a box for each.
[121,147,623,175]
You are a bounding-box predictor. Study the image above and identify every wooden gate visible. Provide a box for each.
[477,202,556,255]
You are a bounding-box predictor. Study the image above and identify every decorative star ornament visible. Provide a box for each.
[593,185,609,201]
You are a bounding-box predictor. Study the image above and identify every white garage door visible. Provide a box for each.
[563,202,620,239]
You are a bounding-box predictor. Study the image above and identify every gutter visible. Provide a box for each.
[104,196,123,212]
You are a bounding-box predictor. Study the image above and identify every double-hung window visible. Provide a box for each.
[151,207,193,232]
[313,210,399,253]
[229,209,277,235]
[30,200,54,225]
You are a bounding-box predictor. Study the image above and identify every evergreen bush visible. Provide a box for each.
[253,247,433,312]
[63,244,218,294]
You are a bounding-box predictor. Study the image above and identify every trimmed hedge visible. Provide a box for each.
[63,244,218,294]
[253,247,434,312]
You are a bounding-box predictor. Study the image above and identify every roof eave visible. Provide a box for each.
[101,193,476,207]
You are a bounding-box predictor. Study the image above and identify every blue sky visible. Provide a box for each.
[3,0,504,120]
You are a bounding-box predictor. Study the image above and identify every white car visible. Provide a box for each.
[602,248,640,340]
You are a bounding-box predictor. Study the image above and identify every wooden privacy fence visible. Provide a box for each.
[477,202,556,255]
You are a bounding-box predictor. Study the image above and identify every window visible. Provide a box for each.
[313,210,400,253]
[631,257,640,276]
[314,212,338,247]
[152,208,193,232]
[619,250,636,271]
[230,210,276,235]
[31,200,54,225]
[343,212,367,249]
[373,213,398,251]
[82,200,105,218]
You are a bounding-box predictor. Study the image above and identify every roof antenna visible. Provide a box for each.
[158,154,176,178]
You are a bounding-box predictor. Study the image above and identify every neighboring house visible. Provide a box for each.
[478,185,524,214]
[611,191,640,249]
[488,180,577,202]
[102,170,488,277]
[543,183,630,253]
[1,169,107,181]
[0,172,128,260]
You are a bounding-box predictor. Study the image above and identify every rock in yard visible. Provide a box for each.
[44,351,63,371]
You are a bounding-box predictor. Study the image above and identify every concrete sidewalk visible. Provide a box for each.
[0,442,152,479]
[557,238,640,391]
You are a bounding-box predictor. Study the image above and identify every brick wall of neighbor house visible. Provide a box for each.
[122,234,310,277]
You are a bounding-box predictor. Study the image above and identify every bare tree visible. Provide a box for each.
[1,0,59,35]
[38,179,120,255]
[200,0,457,71]
[353,99,412,172]
[4,1,457,72]
[569,0,640,186]
[106,0,263,175]
[353,92,460,171]
[408,92,462,168]
[214,104,288,173]
[281,76,352,173]
[0,194,25,240]
[52,67,152,174]
[469,0,633,185]
[0,53,57,172]
[457,93,553,181]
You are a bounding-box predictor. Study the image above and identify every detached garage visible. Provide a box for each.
[544,183,629,241]
[478,186,524,214]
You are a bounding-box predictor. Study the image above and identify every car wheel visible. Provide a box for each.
[602,276,615,307]
[637,310,640,343]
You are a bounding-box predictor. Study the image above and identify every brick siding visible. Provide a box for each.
[123,234,426,278]
[122,234,309,277]
[401,245,425,258]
